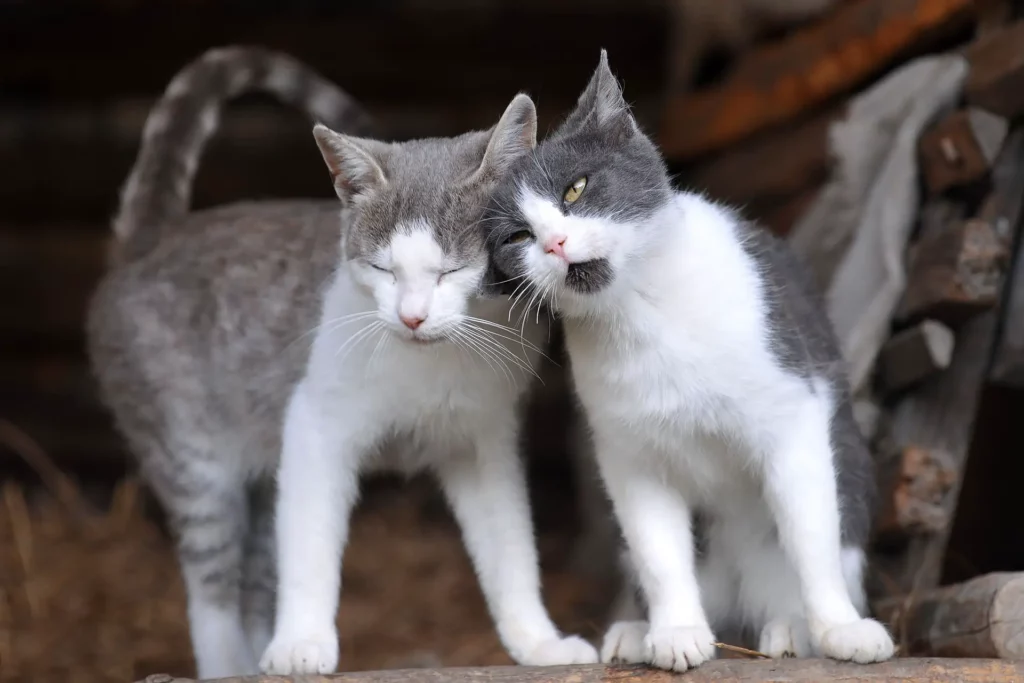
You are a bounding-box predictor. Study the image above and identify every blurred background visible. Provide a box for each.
[4,1,1023,682]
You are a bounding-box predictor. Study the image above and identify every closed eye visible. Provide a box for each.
[370,264,392,274]
[439,266,465,280]
[504,230,534,246]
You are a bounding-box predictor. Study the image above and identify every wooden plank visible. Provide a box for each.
[878,321,956,395]
[964,20,1024,118]
[917,108,1008,195]
[895,218,1009,329]
[872,130,1024,596]
[874,445,958,545]
[660,0,977,161]
[139,659,1024,683]
[875,572,1024,658]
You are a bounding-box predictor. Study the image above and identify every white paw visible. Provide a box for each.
[759,617,813,658]
[518,635,599,666]
[259,631,339,675]
[643,625,716,672]
[601,620,648,664]
[818,618,894,664]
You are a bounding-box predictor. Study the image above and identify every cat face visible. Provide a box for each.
[482,52,672,311]
[314,95,537,342]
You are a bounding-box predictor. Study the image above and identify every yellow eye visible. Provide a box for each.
[563,176,587,204]
[506,230,533,245]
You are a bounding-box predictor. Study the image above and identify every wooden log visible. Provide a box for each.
[989,187,1024,387]
[964,21,1024,119]
[871,130,1024,596]
[659,0,978,161]
[917,108,1008,196]
[875,572,1024,658]
[136,659,1024,683]
[895,218,1009,329]
[878,321,956,394]
[874,445,958,546]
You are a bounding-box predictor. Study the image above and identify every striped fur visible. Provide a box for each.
[112,45,373,262]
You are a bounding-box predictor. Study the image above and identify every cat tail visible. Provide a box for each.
[110,45,373,263]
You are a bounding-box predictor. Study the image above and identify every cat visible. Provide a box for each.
[258,98,600,673]
[479,51,894,671]
[87,45,374,678]
[667,0,839,90]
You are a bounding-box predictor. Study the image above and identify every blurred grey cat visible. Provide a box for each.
[87,46,374,678]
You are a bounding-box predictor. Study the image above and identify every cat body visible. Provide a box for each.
[482,53,894,671]
[259,99,599,674]
[88,47,374,678]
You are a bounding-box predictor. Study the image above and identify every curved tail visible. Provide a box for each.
[112,45,373,262]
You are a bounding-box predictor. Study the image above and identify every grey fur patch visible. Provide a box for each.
[566,259,614,293]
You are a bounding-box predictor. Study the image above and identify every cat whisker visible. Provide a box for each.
[450,327,515,386]
[459,326,537,382]
[333,321,385,368]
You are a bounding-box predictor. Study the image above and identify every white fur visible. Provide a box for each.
[515,189,893,671]
[260,222,597,675]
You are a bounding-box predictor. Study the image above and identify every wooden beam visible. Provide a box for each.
[878,320,956,395]
[137,659,1024,683]
[659,0,977,161]
[895,218,1009,329]
[876,572,1024,658]
[918,108,1008,196]
[964,21,1024,118]
[872,130,1024,596]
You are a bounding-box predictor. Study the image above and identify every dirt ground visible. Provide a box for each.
[0,468,612,683]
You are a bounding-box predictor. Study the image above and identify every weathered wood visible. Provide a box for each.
[895,218,1009,329]
[137,659,1024,683]
[878,320,956,394]
[876,572,1024,658]
[989,172,1024,386]
[660,0,977,161]
[874,445,958,546]
[964,21,1024,118]
[918,108,1008,195]
[873,130,1024,596]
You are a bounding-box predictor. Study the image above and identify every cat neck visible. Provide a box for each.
[562,191,765,347]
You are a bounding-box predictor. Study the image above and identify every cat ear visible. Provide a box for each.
[474,93,538,179]
[563,49,637,136]
[312,124,388,205]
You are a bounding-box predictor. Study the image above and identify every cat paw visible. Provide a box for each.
[259,631,339,675]
[601,620,648,664]
[643,625,716,672]
[759,617,813,659]
[518,635,599,665]
[818,618,894,664]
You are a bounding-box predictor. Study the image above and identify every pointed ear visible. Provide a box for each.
[562,49,636,135]
[474,93,538,179]
[312,124,388,205]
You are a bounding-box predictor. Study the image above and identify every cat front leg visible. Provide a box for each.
[260,383,371,675]
[760,393,894,664]
[435,415,599,666]
[594,430,716,672]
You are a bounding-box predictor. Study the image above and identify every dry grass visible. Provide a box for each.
[0,420,608,683]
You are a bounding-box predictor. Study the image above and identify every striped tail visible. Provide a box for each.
[112,45,373,262]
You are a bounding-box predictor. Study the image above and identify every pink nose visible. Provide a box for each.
[400,314,425,330]
[544,236,567,259]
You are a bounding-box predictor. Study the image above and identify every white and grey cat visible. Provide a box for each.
[88,46,374,679]
[258,95,598,673]
[89,46,594,678]
[481,52,894,671]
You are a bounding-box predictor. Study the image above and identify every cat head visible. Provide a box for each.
[313,94,537,342]
[481,51,672,313]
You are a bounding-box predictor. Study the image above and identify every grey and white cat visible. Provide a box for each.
[88,46,594,678]
[88,46,373,679]
[481,52,894,671]
[259,92,599,675]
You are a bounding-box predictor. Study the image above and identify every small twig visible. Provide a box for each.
[2,482,40,618]
[714,641,770,659]
[0,419,90,518]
